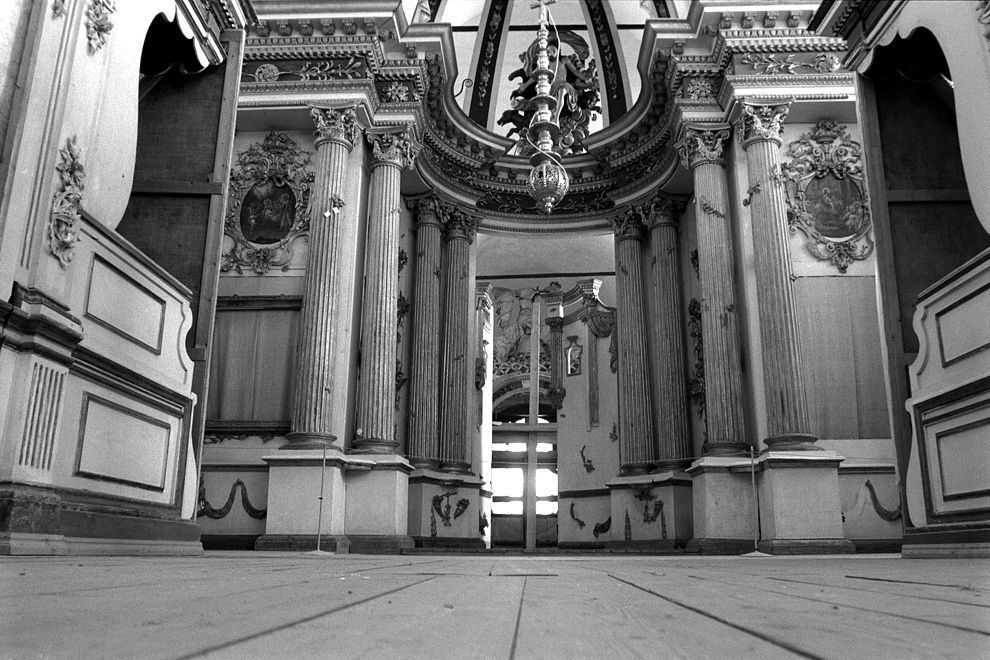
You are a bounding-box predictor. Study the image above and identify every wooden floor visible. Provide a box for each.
[2,553,989,659]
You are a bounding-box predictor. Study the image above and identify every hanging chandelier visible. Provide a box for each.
[526,0,569,215]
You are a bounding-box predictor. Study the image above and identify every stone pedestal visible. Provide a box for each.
[686,457,758,554]
[607,473,693,550]
[343,454,414,553]
[407,468,485,548]
[756,451,854,554]
[256,450,349,552]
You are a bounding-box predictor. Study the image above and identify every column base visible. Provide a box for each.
[619,463,653,476]
[255,534,350,553]
[701,442,751,457]
[350,438,399,454]
[438,461,472,474]
[410,535,487,549]
[764,433,818,451]
[347,534,415,553]
[607,472,693,545]
[652,459,693,472]
[281,431,340,451]
[262,449,347,539]
[343,453,412,538]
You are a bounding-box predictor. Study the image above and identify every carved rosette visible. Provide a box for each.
[738,99,792,147]
[49,136,85,267]
[221,132,314,275]
[368,130,419,169]
[780,120,874,272]
[85,0,115,54]
[310,106,357,150]
[676,125,731,170]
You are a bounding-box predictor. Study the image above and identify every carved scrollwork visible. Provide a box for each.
[242,58,368,83]
[592,515,611,538]
[49,136,86,267]
[579,445,595,473]
[780,120,874,273]
[221,132,314,275]
[741,52,841,75]
[569,502,586,529]
[85,0,115,54]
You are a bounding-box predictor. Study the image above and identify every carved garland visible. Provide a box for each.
[198,477,267,519]
[85,0,115,54]
[49,136,85,267]
[780,120,874,273]
[221,132,314,275]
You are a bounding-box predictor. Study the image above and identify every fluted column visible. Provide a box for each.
[437,208,479,473]
[738,99,815,449]
[675,124,748,456]
[613,207,656,474]
[353,128,418,453]
[546,310,565,411]
[285,106,356,450]
[406,196,444,466]
[646,195,692,469]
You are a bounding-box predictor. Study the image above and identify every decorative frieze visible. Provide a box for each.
[49,136,85,267]
[741,52,841,75]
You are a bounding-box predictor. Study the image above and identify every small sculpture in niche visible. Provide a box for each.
[781,120,874,273]
[565,335,582,376]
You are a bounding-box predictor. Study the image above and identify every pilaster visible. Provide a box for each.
[612,208,656,474]
[353,127,418,453]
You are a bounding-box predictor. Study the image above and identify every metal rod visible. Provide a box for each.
[316,441,327,552]
[750,446,759,552]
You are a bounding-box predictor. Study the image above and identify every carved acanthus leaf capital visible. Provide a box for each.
[612,206,647,240]
[367,128,419,169]
[676,125,731,170]
[441,206,480,242]
[310,106,357,149]
[738,99,792,147]
[415,195,444,229]
[645,195,681,229]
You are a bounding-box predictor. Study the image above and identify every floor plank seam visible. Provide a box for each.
[507,577,528,660]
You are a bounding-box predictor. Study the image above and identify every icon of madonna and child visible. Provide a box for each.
[239,180,297,245]
[798,174,868,241]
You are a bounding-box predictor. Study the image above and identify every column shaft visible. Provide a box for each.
[406,197,444,466]
[286,107,355,449]
[613,210,655,474]
[354,129,418,453]
[676,125,748,455]
[437,211,477,472]
[739,100,814,448]
[648,198,692,469]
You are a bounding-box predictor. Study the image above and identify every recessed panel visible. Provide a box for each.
[86,256,165,353]
[76,395,171,490]
[937,420,990,499]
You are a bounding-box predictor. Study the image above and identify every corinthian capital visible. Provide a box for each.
[441,206,480,242]
[612,205,647,240]
[645,194,680,229]
[367,128,419,169]
[675,124,731,170]
[414,195,444,229]
[738,98,792,147]
[310,106,357,149]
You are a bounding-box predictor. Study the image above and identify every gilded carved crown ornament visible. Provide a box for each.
[675,126,731,170]
[368,130,419,169]
[310,106,357,149]
[739,99,792,146]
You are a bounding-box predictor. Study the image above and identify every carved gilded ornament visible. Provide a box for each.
[741,52,841,75]
[441,206,480,242]
[415,196,443,228]
[244,58,367,84]
[780,120,874,273]
[368,130,418,169]
[49,136,85,267]
[310,106,357,149]
[739,100,791,146]
[676,126,731,169]
[85,0,115,55]
[646,195,679,228]
[683,76,717,102]
[221,132,315,275]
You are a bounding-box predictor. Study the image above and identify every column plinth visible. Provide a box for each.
[646,196,692,471]
[437,208,479,473]
[406,196,444,467]
[613,208,656,475]
[284,106,357,451]
[738,99,815,450]
[353,129,419,453]
[675,124,748,457]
